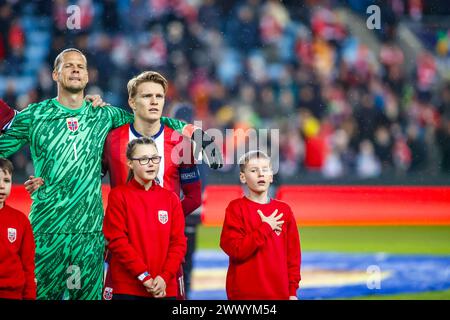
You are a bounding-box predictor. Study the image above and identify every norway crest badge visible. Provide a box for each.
[8,228,17,243]
[66,117,79,133]
[158,210,169,225]
[103,287,113,300]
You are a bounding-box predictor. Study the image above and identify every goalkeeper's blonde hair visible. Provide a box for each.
[53,48,87,72]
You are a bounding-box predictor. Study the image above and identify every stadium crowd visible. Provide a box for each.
[1,0,450,180]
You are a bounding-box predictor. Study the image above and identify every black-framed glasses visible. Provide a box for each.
[131,156,162,165]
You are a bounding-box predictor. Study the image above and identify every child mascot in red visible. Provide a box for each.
[103,137,186,300]
[0,158,36,300]
[220,151,301,300]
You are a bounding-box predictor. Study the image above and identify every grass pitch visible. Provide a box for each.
[198,226,450,255]
[196,225,450,299]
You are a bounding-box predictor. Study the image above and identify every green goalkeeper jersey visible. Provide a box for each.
[0,98,188,234]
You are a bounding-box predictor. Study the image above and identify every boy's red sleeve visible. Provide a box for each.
[220,202,273,262]
[286,207,301,296]
[160,195,187,284]
[103,189,149,279]
[19,216,36,300]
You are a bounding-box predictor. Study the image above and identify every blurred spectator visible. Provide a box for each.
[300,109,327,171]
[436,116,450,173]
[438,82,450,119]
[226,4,260,53]
[322,141,345,179]
[36,65,54,100]
[373,126,394,169]
[380,42,404,69]
[2,0,450,181]
[90,33,114,89]
[409,0,423,21]
[354,92,384,141]
[198,0,222,31]
[356,140,382,178]
[279,124,303,178]
[101,0,120,33]
[406,123,427,172]
[0,2,13,61]
[3,81,17,108]
[8,18,24,52]
[53,0,69,35]
[391,128,411,174]
[77,0,94,31]
[415,52,437,98]
[259,0,290,45]
[256,85,277,121]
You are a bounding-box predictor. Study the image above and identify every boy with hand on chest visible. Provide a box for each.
[220,151,301,300]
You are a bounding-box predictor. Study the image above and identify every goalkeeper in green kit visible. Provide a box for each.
[0,48,222,300]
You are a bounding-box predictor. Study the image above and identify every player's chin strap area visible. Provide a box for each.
[192,129,224,170]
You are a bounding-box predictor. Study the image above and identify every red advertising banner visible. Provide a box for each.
[7,185,450,226]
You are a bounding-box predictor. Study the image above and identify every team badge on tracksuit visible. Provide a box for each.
[8,228,17,243]
[66,117,79,132]
[103,287,113,300]
[158,210,168,224]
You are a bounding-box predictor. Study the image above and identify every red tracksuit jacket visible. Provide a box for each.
[220,197,301,300]
[0,204,36,300]
[103,179,187,298]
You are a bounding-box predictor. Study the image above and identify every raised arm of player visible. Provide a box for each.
[162,117,224,170]
[192,128,224,170]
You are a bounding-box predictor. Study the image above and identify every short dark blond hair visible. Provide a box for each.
[53,48,87,72]
[238,150,271,172]
[127,71,168,99]
[0,158,14,175]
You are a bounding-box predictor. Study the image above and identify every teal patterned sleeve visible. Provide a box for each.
[105,105,134,129]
